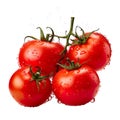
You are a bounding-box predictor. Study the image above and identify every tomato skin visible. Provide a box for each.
[52,65,100,106]
[18,40,64,75]
[68,32,111,70]
[9,67,52,107]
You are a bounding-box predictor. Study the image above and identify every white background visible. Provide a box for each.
[0,0,119,119]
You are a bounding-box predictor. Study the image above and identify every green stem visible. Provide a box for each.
[60,17,75,54]
[65,17,75,48]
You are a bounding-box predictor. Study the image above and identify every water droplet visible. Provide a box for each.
[91,98,95,103]
[48,96,53,101]
[57,99,62,104]
[32,50,38,56]
[80,51,86,55]
[76,46,80,51]
[28,94,31,98]
[70,47,74,51]
[75,51,78,56]
[103,67,105,70]
[46,95,53,102]
[107,61,110,65]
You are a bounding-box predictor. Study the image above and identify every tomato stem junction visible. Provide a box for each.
[29,66,49,91]
[57,58,80,70]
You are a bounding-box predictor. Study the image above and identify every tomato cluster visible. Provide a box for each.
[9,17,111,107]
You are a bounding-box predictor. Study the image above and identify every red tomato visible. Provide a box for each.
[9,66,52,107]
[18,40,64,75]
[52,65,100,106]
[68,32,111,70]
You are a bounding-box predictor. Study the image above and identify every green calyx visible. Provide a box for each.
[72,27,99,45]
[24,27,55,42]
[29,66,49,91]
[57,58,81,70]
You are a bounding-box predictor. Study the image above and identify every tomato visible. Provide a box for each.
[18,40,64,75]
[68,32,111,70]
[52,65,100,106]
[9,66,52,107]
